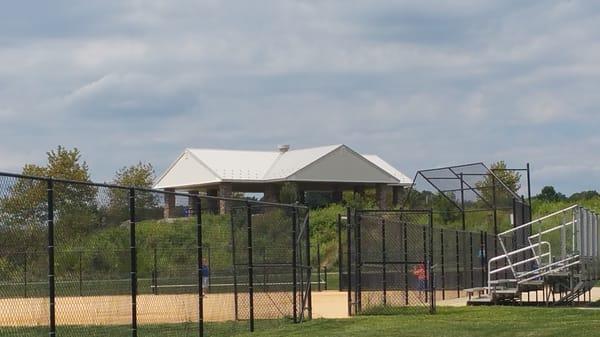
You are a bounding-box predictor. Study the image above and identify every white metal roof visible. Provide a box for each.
[363,155,413,185]
[187,148,280,180]
[263,144,340,180]
[154,144,412,189]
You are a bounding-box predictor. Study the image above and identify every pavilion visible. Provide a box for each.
[154,144,412,215]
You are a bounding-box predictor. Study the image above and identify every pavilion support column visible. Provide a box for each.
[207,188,218,214]
[353,186,365,198]
[164,189,176,218]
[376,184,391,210]
[219,183,233,214]
[297,190,306,204]
[392,186,404,207]
[332,186,343,203]
[264,184,280,203]
[188,190,199,216]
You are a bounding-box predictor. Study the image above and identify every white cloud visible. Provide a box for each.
[0,0,599,193]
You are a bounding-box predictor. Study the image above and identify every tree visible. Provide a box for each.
[537,186,567,202]
[112,162,155,188]
[279,182,298,204]
[490,161,521,193]
[569,190,599,201]
[433,192,460,225]
[404,189,435,209]
[0,146,97,250]
[105,162,157,225]
[475,161,522,208]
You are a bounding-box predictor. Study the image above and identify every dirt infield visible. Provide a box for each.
[10,287,593,327]
[0,290,451,327]
[1,291,310,327]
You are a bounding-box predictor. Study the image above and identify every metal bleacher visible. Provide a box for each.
[468,205,600,305]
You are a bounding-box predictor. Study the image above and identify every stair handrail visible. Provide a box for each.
[527,220,577,241]
[516,254,578,279]
[497,204,579,237]
[489,251,551,275]
[487,241,551,293]
[490,205,580,290]
[527,219,578,266]
[517,255,580,284]
[484,204,599,302]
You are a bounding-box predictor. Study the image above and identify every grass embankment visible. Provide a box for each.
[4,306,600,337]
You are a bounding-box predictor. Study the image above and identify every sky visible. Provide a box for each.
[1,0,599,195]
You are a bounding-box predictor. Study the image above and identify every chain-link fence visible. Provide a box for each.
[345,210,435,315]
[0,172,310,337]
[337,199,531,305]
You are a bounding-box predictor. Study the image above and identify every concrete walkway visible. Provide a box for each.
[436,286,600,307]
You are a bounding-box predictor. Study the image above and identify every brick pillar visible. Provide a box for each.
[164,189,176,218]
[392,186,404,207]
[332,186,343,203]
[297,189,306,204]
[219,183,233,214]
[264,184,280,203]
[207,188,218,214]
[188,190,199,216]
[353,186,365,197]
[376,184,391,210]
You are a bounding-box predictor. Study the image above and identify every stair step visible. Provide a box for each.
[495,288,519,295]
[467,296,494,306]
[520,280,544,286]
[547,272,570,277]
[490,279,517,285]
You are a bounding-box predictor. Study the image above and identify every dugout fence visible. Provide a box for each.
[339,200,530,313]
[0,172,310,337]
[345,209,435,315]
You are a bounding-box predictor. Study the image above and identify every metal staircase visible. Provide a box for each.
[468,205,600,305]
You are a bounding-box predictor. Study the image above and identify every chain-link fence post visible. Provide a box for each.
[423,225,428,303]
[346,207,352,316]
[48,178,56,337]
[306,213,312,319]
[355,213,361,313]
[231,209,239,321]
[129,188,138,337]
[429,210,435,314]
[196,196,203,337]
[469,232,474,289]
[481,231,486,288]
[246,202,254,332]
[440,229,445,300]
[382,218,387,306]
[292,208,298,323]
[337,213,343,292]
[455,231,460,298]
[403,221,409,305]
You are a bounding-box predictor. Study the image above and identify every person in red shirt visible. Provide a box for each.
[411,263,427,301]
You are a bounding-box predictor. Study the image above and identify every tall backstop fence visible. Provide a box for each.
[0,172,310,337]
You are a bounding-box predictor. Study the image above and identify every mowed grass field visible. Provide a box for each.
[3,306,600,337]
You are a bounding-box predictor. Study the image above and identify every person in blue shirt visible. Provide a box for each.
[201,257,210,295]
[478,244,487,272]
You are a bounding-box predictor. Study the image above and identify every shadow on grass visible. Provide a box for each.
[0,319,294,337]
[359,305,432,316]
